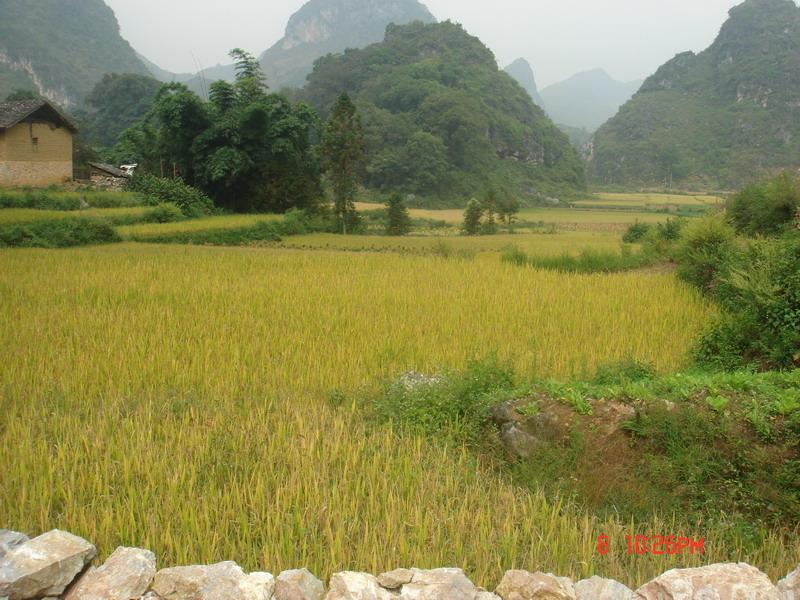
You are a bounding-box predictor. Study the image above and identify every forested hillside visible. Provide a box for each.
[590,0,800,187]
[0,0,149,107]
[303,22,585,202]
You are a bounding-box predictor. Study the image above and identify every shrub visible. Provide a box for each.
[675,215,738,293]
[371,357,515,444]
[128,174,214,217]
[0,218,120,248]
[622,222,652,243]
[694,236,800,370]
[728,172,800,236]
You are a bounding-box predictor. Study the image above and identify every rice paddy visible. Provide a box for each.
[0,206,156,224]
[1,194,797,588]
[117,213,283,239]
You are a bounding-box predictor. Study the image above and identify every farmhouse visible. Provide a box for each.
[0,98,78,187]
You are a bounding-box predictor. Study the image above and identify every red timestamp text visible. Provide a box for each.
[596,535,705,556]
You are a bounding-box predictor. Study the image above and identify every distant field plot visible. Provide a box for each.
[279,231,625,256]
[0,207,155,224]
[356,202,673,228]
[118,214,282,239]
[573,193,725,211]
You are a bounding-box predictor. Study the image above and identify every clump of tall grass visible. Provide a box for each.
[502,244,658,273]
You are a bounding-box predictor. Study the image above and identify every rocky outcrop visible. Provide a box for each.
[0,528,796,600]
[0,529,96,599]
[492,396,635,459]
[634,563,781,599]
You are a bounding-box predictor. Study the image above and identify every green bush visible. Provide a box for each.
[128,174,214,217]
[675,215,738,293]
[728,172,800,236]
[0,218,120,248]
[694,236,800,370]
[622,222,652,243]
[371,357,516,444]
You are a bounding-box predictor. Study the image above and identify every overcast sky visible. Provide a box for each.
[107,0,747,87]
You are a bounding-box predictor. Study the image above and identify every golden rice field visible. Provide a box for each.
[573,193,725,210]
[0,206,155,224]
[117,213,282,239]
[277,231,626,256]
[3,242,798,586]
[355,202,673,226]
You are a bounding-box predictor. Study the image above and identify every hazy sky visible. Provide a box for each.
[107,0,745,87]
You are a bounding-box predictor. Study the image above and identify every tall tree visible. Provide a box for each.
[462,198,483,236]
[385,193,411,236]
[321,93,366,234]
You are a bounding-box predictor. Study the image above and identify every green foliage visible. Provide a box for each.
[127,174,214,218]
[622,222,652,243]
[676,215,738,293]
[83,73,162,147]
[384,193,411,236]
[505,245,658,273]
[303,21,584,203]
[371,357,516,444]
[0,218,119,248]
[694,236,800,370]
[322,93,366,234]
[461,199,483,236]
[728,172,800,235]
[0,189,155,210]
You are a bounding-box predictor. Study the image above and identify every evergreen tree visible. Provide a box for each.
[321,93,366,234]
[385,193,411,236]
[480,188,498,235]
[462,198,483,235]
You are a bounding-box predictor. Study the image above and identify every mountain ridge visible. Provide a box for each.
[590,0,800,187]
[504,58,546,110]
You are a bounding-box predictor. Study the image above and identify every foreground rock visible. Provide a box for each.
[0,532,28,561]
[495,570,576,599]
[400,568,497,600]
[635,563,781,599]
[275,568,325,600]
[64,546,156,600]
[326,572,394,600]
[778,565,799,600]
[0,529,96,599]
[151,561,273,600]
[575,576,633,600]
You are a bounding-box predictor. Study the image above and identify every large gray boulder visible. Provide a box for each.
[0,533,28,561]
[325,572,394,600]
[574,576,633,600]
[151,561,272,600]
[64,546,156,600]
[275,569,325,600]
[778,564,799,600]
[635,563,781,599]
[0,529,96,600]
[495,570,576,600]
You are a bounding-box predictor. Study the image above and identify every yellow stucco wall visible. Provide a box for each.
[0,122,73,187]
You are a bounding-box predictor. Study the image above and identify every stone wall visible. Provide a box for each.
[0,528,798,600]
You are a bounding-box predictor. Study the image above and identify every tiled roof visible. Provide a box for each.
[0,99,78,132]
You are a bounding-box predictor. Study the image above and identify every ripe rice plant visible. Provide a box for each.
[1,244,796,587]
